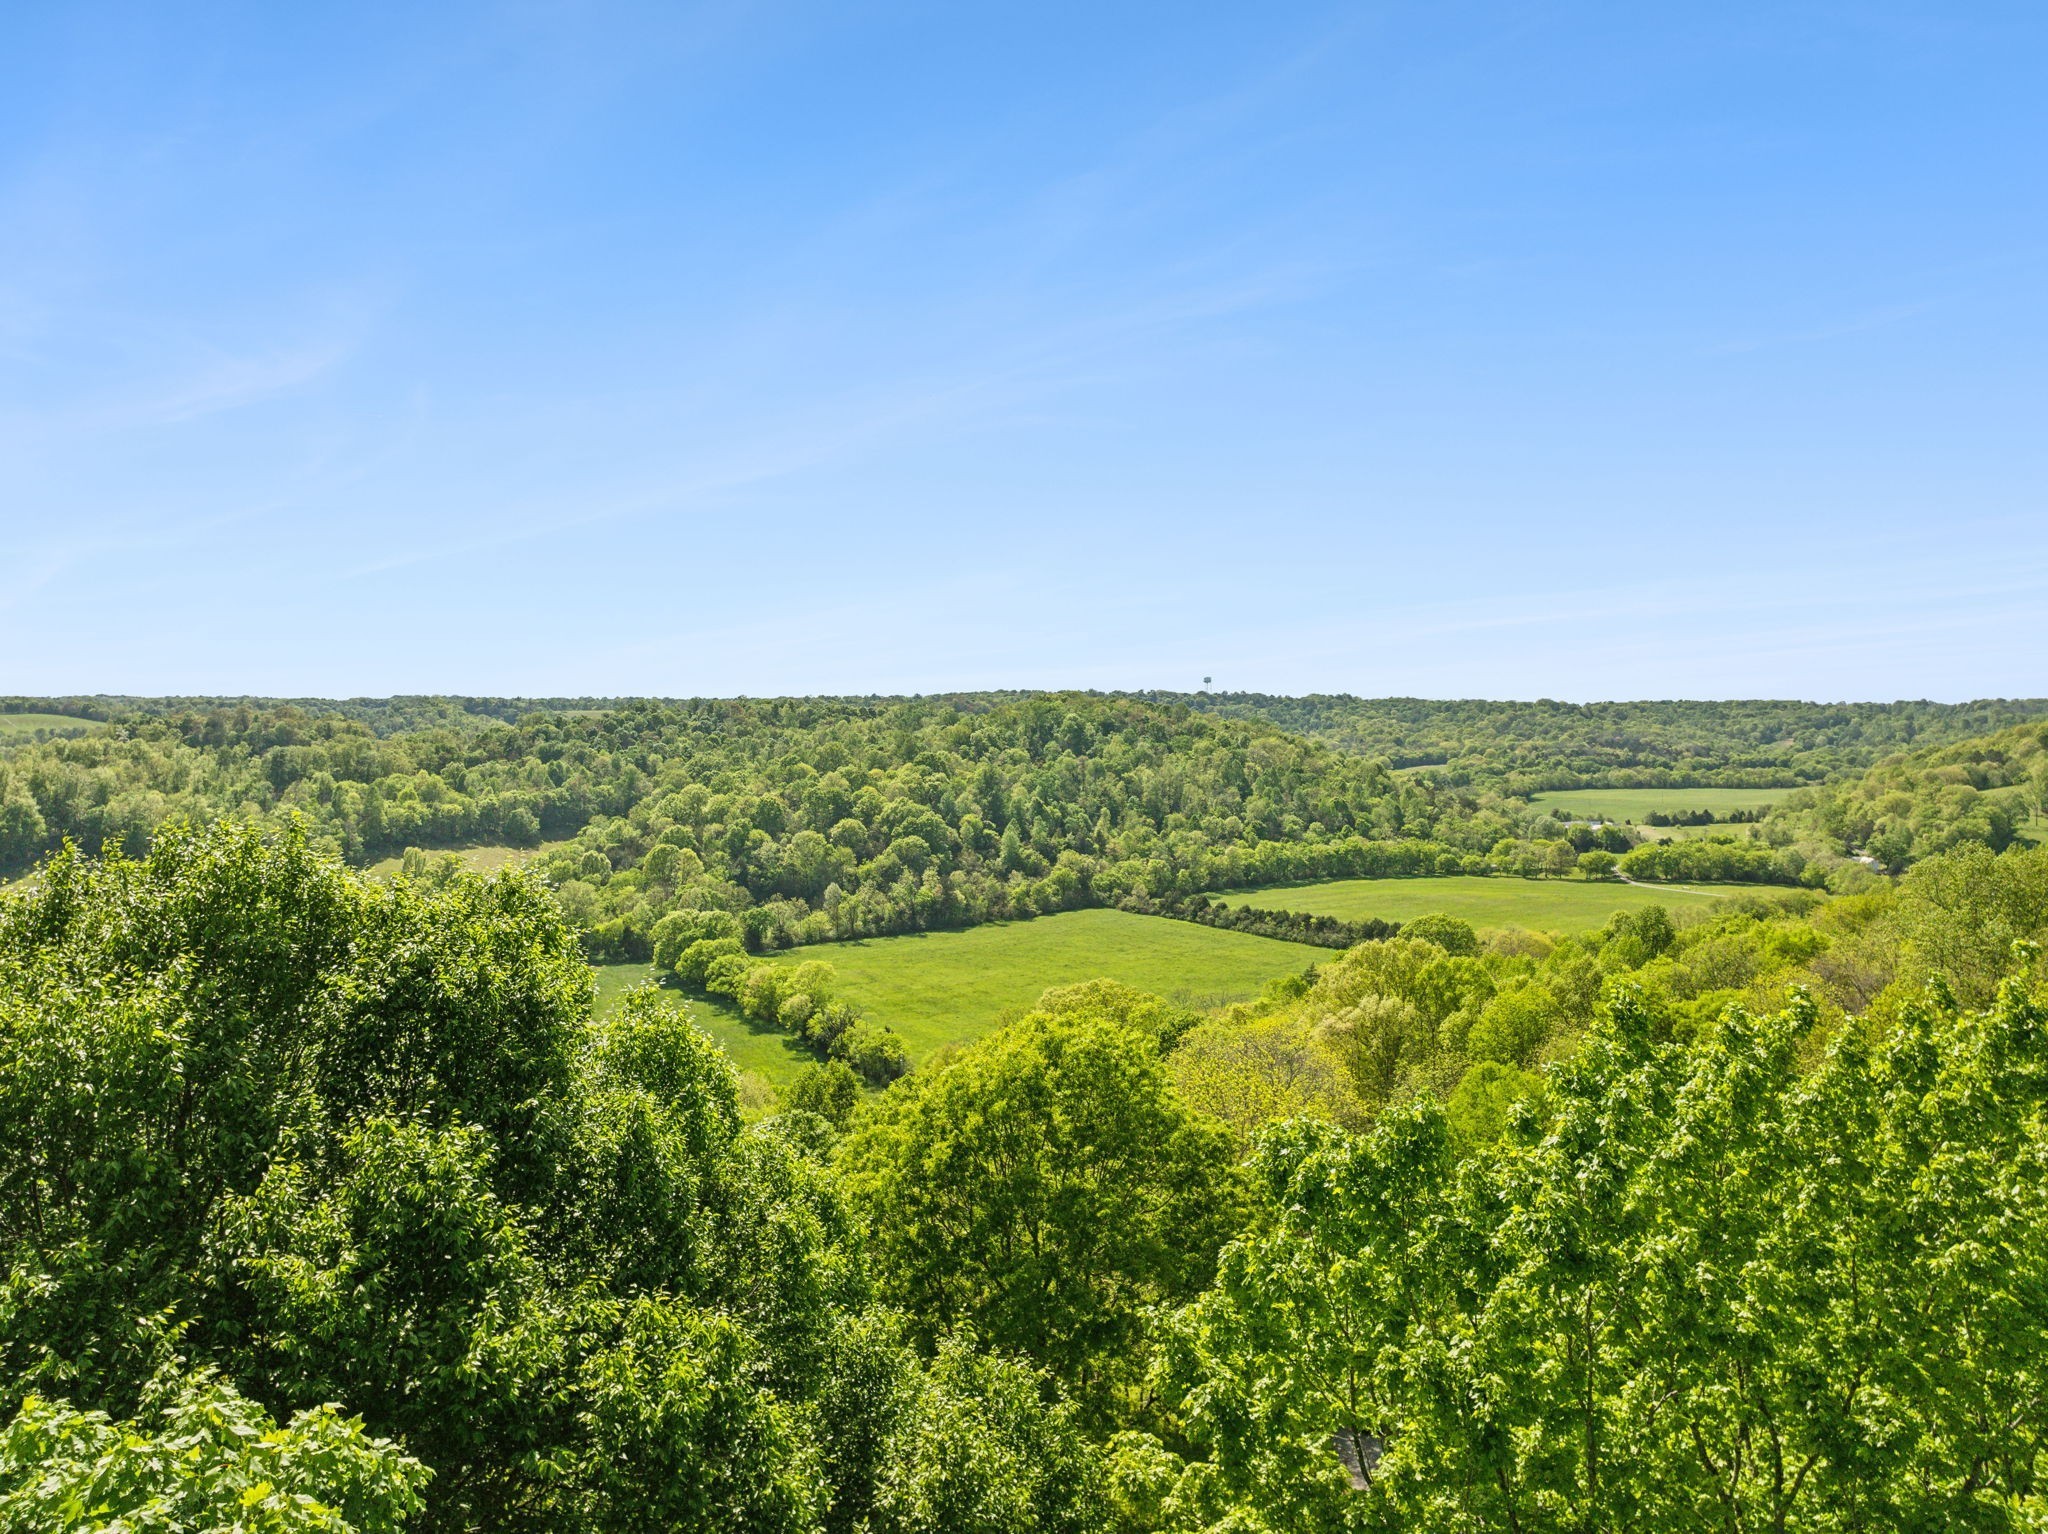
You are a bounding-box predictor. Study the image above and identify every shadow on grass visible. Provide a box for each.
[659,976,821,1072]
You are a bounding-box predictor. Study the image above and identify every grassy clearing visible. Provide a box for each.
[751,909,1323,1070]
[591,961,813,1093]
[1530,786,1792,822]
[1219,874,1721,931]
[361,840,576,878]
[1643,822,1773,843]
[0,712,99,742]
[1988,784,2044,835]
[2007,787,2046,846]
[592,909,1321,1089]
[592,961,658,1015]
[595,886,1724,1091]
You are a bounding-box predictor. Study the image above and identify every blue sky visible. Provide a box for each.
[3,2,2043,701]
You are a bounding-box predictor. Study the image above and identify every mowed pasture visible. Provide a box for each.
[0,712,99,742]
[596,908,1325,1087]
[361,839,575,878]
[1219,874,1721,931]
[766,910,1324,1067]
[1530,786,1793,822]
[1635,821,1775,843]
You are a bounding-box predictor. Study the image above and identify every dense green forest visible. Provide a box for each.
[8,697,2044,958]
[5,698,2048,1528]
[5,819,2045,1530]
[1168,692,2048,790]
[1759,718,2047,872]
[0,695,1464,954]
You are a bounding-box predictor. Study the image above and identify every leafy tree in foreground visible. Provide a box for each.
[865,1335,1107,1534]
[1153,965,2048,1531]
[218,1119,575,1526]
[1887,843,2048,1005]
[841,1008,1246,1426]
[0,1367,427,1533]
[0,822,1109,1533]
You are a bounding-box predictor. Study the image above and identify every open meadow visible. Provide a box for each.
[361,839,575,878]
[766,909,1323,1066]
[591,960,815,1086]
[1219,873,1722,930]
[1530,786,1793,822]
[597,908,1325,1086]
[0,712,98,742]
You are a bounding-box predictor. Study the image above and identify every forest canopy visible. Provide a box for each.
[0,823,1107,1532]
[3,820,2046,1531]
[6,689,2048,1531]
[1168,692,2048,791]
[6,696,2044,959]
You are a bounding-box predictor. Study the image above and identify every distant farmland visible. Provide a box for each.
[361,840,574,877]
[0,712,98,742]
[595,879,1735,1092]
[1218,873,1721,931]
[1530,786,1793,822]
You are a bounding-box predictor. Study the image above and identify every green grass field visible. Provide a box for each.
[1530,786,1792,822]
[361,840,575,878]
[0,712,99,742]
[597,909,1325,1088]
[765,910,1324,1068]
[1988,784,2044,837]
[1646,822,1771,843]
[1219,874,1722,930]
[591,961,818,1084]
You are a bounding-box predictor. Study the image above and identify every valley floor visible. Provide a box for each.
[1217,872,1722,930]
[596,908,1326,1085]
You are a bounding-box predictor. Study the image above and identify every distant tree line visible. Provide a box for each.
[1644,805,1762,826]
[6,698,2046,929]
[1165,691,2048,793]
[651,911,911,1084]
[1618,838,1807,885]
[0,696,1474,954]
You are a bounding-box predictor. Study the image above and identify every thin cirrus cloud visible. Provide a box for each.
[334,247,1336,579]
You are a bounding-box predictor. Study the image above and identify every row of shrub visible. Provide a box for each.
[1618,837,1808,885]
[1120,890,1399,949]
[653,908,909,1083]
[1645,807,1762,826]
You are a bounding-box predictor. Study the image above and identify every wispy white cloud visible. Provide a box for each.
[146,337,356,424]
[0,301,371,454]
[332,246,1333,578]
